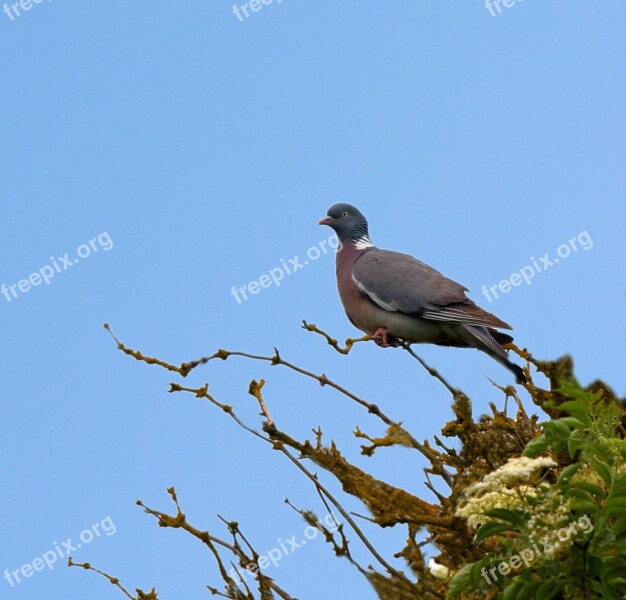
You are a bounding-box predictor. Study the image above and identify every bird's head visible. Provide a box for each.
[319,203,371,245]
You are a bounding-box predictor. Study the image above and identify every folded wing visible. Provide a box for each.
[352,248,512,330]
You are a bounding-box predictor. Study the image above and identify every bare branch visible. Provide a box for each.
[301,321,460,398]
[301,320,375,354]
[68,557,146,600]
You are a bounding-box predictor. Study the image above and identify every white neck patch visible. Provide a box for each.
[354,235,374,249]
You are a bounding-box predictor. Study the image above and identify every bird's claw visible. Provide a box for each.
[373,327,399,348]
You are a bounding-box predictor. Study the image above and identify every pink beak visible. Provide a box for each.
[318,216,333,226]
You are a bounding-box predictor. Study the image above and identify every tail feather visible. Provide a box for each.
[489,329,514,346]
[457,325,527,383]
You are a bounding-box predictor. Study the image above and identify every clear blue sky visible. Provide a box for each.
[1,2,624,599]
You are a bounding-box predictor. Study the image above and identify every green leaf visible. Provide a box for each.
[567,435,584,458]
[502,579,526,600]
[570,481,605,498]
[609,473,626,498]
[558,462,582,483]
[445,563,475,599]
[604,570,626,585]
[515,581,543,600]
[557,416,586,429]
[615,440,626,460]
[569,487,598,504]
[600,583,621,600]
[555,383,598,403]
[586,553,603,577]
[604,497,626,517]
[469,559,490,589]
[589,458,614,488]
[600,558,626,588]
[558,400,592,425]
[546,419,574,438]
[535,580,562,599]
[601,556,625,570]
[523,436,551,457]
[484,508,525,529]
[474,521,513,543]
[585,442,614,464]
[611,516,626,538]
[571,499,600,515]
[526,494,539,506]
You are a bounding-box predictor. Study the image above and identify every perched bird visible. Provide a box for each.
[319,203,527,383]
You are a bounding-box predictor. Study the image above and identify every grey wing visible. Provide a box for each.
[352,249,512,330]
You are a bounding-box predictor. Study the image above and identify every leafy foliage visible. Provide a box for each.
[448,381,626,600]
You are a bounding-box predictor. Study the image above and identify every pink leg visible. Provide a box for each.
[372,327,399,348]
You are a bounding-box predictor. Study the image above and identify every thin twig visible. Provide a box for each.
[68,558,137,600]
[104,324,182,374]
[301,321,460,398]
[184,352,452,484]
[397,341,459,398]
[249,379,274,428]
[488,377,529,420]
[138,489,295,600]
[301,320,375,354]
[275,443,410,582]
[168,382,415,583]
[104,323,455,485]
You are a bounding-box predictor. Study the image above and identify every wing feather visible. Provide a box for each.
[352,248,511,329]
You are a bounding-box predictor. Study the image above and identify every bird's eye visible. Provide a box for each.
[342,211,349,217]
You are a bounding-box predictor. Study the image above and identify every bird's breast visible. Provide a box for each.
[335,251,446,343]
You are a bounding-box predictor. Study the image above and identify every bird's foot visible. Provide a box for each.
[372,327,399,348]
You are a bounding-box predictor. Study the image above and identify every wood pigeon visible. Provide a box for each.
[319,203,527,383]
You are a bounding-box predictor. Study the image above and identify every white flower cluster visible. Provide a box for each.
[525,484,574,558]
[455,456,556,528]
